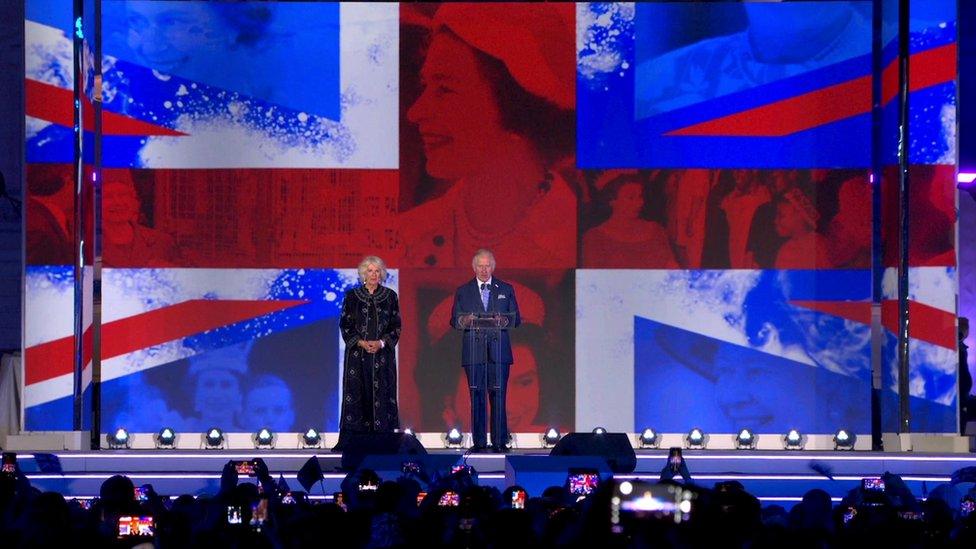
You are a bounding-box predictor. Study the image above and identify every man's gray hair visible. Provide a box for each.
[471,248,496,269]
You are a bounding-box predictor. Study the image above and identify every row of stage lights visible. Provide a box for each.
[447,427,856,451]
[463,426,856,451]
[107,427,326,450]
[610,427,855,451]
[108,426,858,451]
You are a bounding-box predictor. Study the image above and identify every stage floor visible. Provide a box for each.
[13,449,976,507]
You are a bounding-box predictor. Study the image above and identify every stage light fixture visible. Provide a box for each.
[107,428,130,449]
[301,428,321,449]
[833,429,856,450]
[783,429,804,450]
[734,429,756,450]
[204,427,224,449]
[542,427,561,447]
[254,428,276,449]
[592,427,607,435]
[638,428,659,449]
[445,428,464,448]
[154,427,177,449]
[402,428,415,437]
[685,427,707,449]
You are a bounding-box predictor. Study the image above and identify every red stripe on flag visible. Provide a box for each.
[880,43,957,106]
[26,79,187,136]
[790,299,954,350]
[25,299,306,386]
[667,44,956,138]
[789,301,872,325]
[881,300,956,350]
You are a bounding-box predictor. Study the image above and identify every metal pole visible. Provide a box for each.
[870,0,884,451]
[896,0,912,434]
[71,0,85,432]
[90,0,103,451]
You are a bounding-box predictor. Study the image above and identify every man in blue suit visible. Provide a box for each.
[450,249,521,452]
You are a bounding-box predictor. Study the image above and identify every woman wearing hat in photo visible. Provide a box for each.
[399,3,578,269]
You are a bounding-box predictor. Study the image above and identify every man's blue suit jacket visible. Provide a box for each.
[450,277,521,366]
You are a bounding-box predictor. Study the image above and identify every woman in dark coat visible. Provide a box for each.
[334,255,401,451]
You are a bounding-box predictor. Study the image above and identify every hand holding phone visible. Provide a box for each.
[226,505,243,525]
[862,477,885,492]
[842,506,857,524]
[566,468,600,496]
[667,447,683,471]
[402,461,422,475]
[358,469,380,493]
[251,458,269,478]
[610,479,695,536]
[438,491,459,507]
[250,499,268,529]
[1,452,16,477]
[118,516,154,538]
[961,496,975,517]
[511,489,526,509]
[134,486,149,502]
[898,510,922,521]
[234,460,257,476]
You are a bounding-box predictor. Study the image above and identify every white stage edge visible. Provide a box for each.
[3,431,973,452]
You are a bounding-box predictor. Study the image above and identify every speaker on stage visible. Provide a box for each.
[548,432,637,473]
[339,433,427,471]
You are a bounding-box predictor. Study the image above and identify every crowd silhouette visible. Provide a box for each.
[2,453,976,548]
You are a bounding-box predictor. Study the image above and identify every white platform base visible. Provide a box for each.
[3,431,91,451]
[4,431,972,452]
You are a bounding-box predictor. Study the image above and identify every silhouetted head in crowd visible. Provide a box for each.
[100,474,136,512]
[9,457,976,549]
